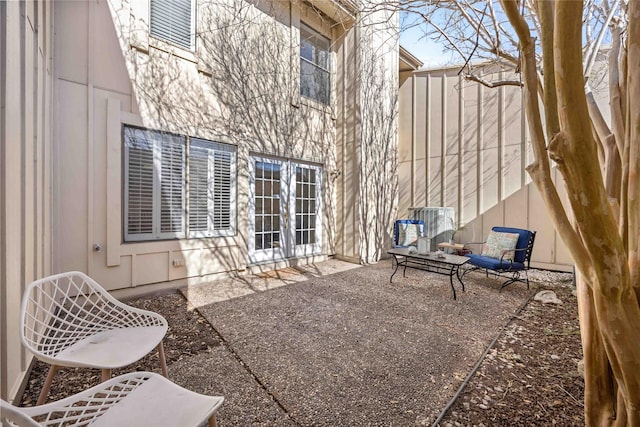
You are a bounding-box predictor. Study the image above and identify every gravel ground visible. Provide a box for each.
[19,260,581,426]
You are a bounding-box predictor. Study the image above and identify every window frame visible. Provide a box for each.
[187,138,237,239]
[123,126,187,242]
[299,21,332,106]
[149,0,196,51]
[123,125,237,243]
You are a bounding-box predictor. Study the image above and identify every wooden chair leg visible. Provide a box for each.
[101,369,112,382]
[37,365,59,405]
[158,342,168,378]
[208,415,218,427]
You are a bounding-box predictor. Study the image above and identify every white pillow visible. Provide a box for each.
[481,231,520,261]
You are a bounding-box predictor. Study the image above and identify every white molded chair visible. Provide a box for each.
[0,372,224,427]
[20,271,169,405]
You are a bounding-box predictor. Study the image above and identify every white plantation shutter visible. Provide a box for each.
[125,127,235,241]
[188,143,210,233]
[213,150,233,230]
[125,128,154,236]
[159,134,185,237]
[188,139,236,237]
[124,127,186,241]
[150,0,194,50]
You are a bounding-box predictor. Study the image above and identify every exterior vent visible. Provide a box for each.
[409,207,455,251]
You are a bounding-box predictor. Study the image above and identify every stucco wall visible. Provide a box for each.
[54,0,333,291]
[357,7,399,263]
[52,0,395,292]
[1,0,54,401]
[333,6,400,265]
[399,64,579,270]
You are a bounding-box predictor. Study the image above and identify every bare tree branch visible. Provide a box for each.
[464,72,523,88]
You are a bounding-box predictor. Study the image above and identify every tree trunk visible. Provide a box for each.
[576,274,616,425]
[553,2,640,424]
[499,0,640,424]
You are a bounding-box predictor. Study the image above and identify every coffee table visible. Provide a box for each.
[387,248,469,300]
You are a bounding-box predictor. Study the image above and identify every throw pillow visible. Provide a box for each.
[481,231,520,261]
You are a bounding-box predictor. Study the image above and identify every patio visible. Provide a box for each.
[20,259,579,426]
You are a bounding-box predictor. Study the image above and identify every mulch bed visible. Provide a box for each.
[438,280,584,426]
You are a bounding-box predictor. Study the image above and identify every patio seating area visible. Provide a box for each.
[18,259,549,426]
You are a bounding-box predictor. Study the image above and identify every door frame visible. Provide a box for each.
[248,156,323,264]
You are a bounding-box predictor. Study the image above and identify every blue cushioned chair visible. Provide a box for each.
[462,227,536,291]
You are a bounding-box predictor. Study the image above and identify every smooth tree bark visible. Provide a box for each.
[501,1,640,424]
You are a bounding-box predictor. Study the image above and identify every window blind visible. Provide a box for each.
[150,0,193,50]
[188,143,210,233]
[124,127,186,241]
[159,134,185,236]
[125,128,154,236]
[188,139,236,238]
[125,126,236,241]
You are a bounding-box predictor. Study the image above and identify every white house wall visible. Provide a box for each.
[1,0,54,402]
[356,5,399,263]
[399,65,581,270]
[53,0,394,291]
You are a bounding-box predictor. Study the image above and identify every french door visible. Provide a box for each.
[249,156,322,263]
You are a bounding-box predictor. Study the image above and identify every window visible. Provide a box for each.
[124,126,236,242]
[188,139,236,238]
[300,22,331,105]
[124,127,186,241]
[150,0,194,50]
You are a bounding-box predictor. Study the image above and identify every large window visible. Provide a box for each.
[150,0,194,50]
[300,22,331,105]
[124,126,236,242]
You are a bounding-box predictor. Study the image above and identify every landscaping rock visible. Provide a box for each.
[534,289,563,305]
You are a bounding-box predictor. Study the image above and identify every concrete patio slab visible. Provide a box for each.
[168,349,296,426]
[182,258,362,307]
[179,259,530,426]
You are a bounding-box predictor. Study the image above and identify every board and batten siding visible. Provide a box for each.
[1,0,54,401]
[399,66,574,271]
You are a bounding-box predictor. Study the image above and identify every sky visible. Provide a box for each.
[398,17,459,69]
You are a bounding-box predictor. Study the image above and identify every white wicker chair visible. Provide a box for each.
[20,271,169,405]
[0,372,224,427]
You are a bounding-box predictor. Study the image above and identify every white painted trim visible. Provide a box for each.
[106,98,122,267]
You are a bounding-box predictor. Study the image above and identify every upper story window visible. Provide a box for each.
[300,22,331,105]
[124,126,237,242]
[150,0,194,50]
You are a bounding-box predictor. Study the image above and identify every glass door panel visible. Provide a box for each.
[249,158,285,263]
[249,157,322,263]
[292,163,322,257]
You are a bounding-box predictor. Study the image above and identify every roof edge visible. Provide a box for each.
[399,45,424,71]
